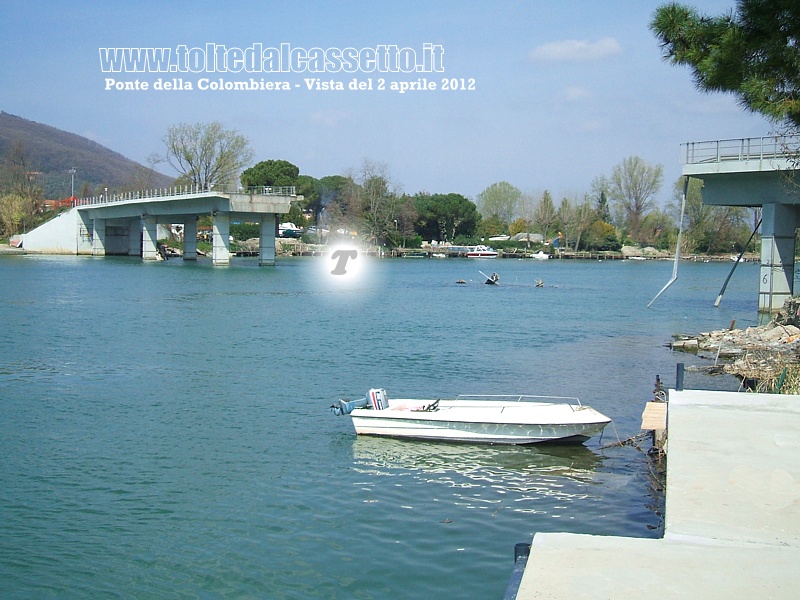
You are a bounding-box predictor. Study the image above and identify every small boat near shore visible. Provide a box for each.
[331,388,611,445]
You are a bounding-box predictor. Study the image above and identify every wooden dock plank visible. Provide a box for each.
[641,401,667,430]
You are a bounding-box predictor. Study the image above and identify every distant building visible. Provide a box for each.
[510,232,544,243]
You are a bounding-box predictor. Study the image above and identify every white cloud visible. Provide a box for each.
[561,85,590,101]
[529,37,622,62]
[570,117,612,133]
[310,110,351,127]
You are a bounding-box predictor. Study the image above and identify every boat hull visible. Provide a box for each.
[348,400,610,445]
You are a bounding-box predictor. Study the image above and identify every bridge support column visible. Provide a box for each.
[259,214,276,266]
[142,216,158,260]
[758,203,797,323]
[183,218,197,261]
[212,212,230,266]
[92,218,106,256]
[128,219,142,256]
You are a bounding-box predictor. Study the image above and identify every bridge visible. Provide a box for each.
[19,185,299,266]
[681,135,799,321]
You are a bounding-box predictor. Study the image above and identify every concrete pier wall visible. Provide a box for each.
[515,389,800,599]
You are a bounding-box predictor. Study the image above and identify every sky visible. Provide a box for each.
[0,0,773,207]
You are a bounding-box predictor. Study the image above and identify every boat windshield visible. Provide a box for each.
[454,394,582,406]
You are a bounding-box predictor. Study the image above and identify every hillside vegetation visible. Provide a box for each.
[0,111,172,199]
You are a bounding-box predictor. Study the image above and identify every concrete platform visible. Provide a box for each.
[516,389,800,599]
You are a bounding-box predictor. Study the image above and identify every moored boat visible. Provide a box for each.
[466,245,498,258]
[331,389,611,445]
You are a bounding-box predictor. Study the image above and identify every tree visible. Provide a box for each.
[475,215,506,240]
[162,121,253,189]
[667,176,754,254]
[582,220,621,251]
[651,1,800,127]
[240,159,300,188]
[533,190,557,240]
[591,175,612,223]
[639,209,676,249]
[608,156,664,243]
[0,140,42,237]
[313,175,350,231]
[336,159,403,245]
[573,197,597,251]
[392,195,419,246]
[509,217,532,237]
[414,193,479,242]
[556,198,576,248]
[476,181,521,225]
[294,174,318,203]
[0,193,35,237]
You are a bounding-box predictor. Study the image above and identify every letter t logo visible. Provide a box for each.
[330,248,358,275]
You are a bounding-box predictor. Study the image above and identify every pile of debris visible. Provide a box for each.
[672,299,800,391]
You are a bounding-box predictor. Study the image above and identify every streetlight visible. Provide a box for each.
[69,168,76,197]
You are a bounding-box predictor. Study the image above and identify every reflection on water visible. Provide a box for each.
[351,436,605,513]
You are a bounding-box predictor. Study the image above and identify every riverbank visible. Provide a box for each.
[0,242,25,254]
[672,298,800,392]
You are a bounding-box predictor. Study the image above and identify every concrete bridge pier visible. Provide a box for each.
[759,203,797,317]
[142,216,158,261]
[259,214,276,266]
[92,218,106,256]
[212,212,230,266]
[129,219,142,256]
[183,218,197,261]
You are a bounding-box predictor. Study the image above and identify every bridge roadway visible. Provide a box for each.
[28,185,298,266]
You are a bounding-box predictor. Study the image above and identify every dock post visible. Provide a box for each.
[676,362,685,391]
[503,542,531,600]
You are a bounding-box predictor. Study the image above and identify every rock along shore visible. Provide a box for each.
[672,298,800,387]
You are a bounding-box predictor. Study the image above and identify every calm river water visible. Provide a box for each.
[0,254,758,599]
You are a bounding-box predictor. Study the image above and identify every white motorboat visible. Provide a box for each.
[466,245,498,258]
[530,251,550,260]
[331,389,611,445]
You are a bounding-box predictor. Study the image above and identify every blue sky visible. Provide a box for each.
[0,1,771,205]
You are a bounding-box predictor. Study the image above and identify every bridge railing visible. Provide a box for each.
[74,185,296,207]
[681,135,800,165]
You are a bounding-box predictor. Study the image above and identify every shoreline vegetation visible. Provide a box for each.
[0,237,761,263]
[272,239,760,262]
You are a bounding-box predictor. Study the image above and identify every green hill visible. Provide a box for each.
[0,111,173,199]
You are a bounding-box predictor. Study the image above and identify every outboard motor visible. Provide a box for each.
[367,388,389,410]
[330,396,368,416]
[331,388,389,416]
